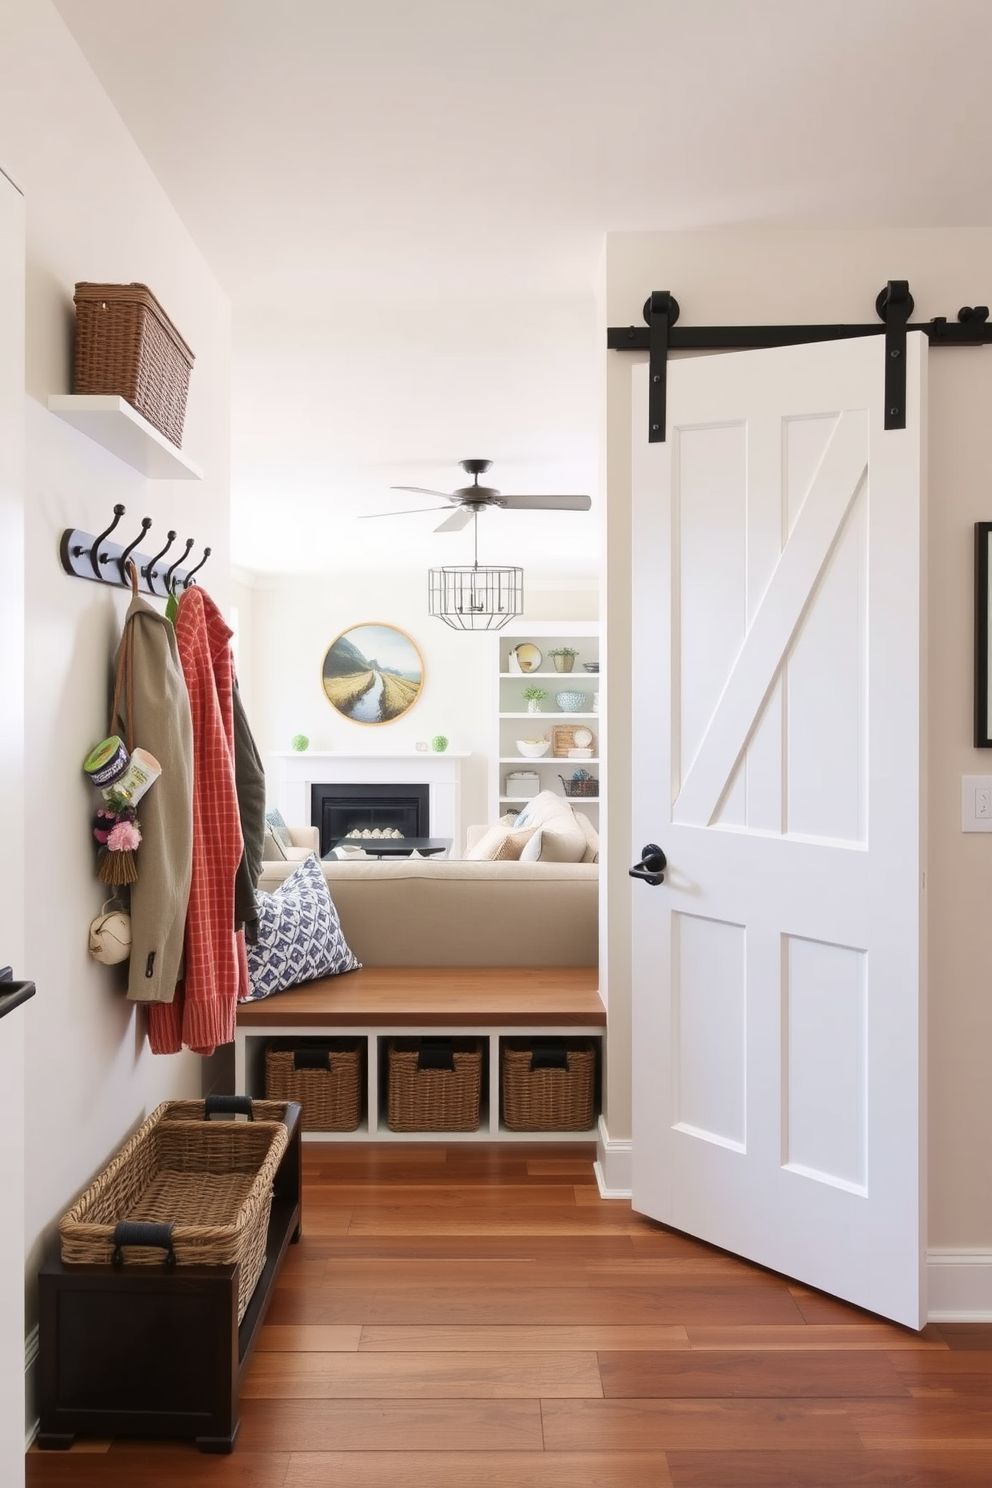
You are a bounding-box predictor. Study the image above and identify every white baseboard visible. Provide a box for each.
[927,1248,992,1321]
[594,1115,632,1198]
[25,1324,38,1449]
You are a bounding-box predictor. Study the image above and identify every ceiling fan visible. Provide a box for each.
[362,458,592,533]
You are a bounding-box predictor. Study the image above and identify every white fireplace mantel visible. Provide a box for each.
[272,752,469,847]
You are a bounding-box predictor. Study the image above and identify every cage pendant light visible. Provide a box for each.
[428,513,524,630]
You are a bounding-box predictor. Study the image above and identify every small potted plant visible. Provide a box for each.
[522,685,548,713]
[548,646,578,673]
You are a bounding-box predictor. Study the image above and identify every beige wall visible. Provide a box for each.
[0,0,233,1441]
[0,167,26,1488]
[602,229,992,1252]
[240,570,598,840]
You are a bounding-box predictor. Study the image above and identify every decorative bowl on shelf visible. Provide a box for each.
[515,739,550,758]
[582,662,599,672]
[513,643,543,673]
[555,690,589,713]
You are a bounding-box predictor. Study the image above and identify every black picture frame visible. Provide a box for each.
[975,522,992,746]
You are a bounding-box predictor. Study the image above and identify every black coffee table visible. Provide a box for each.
[324,836,452,859]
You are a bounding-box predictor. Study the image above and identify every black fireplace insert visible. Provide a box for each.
[310,783,430,855]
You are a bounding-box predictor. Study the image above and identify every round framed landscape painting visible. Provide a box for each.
[321,623,424,725]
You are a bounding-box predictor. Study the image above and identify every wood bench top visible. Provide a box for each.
[236,966,604,1028]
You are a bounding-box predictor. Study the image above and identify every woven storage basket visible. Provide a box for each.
[502,1039,597,1131]
[73,282,195,448]
[558,772,599,798]
[59,1101,288,1323]
[387,1038,483,1132]
[265,1042,362,1131]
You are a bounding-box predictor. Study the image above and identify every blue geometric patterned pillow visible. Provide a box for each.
[244,854,360,1001]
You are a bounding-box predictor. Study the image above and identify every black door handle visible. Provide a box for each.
[629,843,667,886]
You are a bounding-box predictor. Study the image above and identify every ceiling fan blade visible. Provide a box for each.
[390,485,458,500]
[434,508,474,533]
[359,506,451,519]
[498,494,592,511]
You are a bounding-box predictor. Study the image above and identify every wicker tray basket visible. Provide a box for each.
[502,1039,597,1131]
[73,282,195,448]
[387,1038,483,1132]
[265,1042,363,1131]
[59,1099,289,1323]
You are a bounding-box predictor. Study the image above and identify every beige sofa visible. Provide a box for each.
[258,818,598,968]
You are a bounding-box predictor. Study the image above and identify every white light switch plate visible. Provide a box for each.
[962,775,992,832]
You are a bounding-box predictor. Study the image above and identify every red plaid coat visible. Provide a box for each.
[148,588,247,1055]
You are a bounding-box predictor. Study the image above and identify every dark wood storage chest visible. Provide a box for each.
[37,1099,301,1453]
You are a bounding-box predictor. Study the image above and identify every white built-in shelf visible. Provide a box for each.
[501,712,598,721]
[500,756,600,765]
[500,671,600,680]
[47,394,203,480]
[505,797,597,809]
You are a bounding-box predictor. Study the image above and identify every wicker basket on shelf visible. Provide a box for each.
[59,1101,288,1323]
[265,1042,362,1131]
[387,1038,482,1131]
[73,282,195,448]
[502,1039,597,1131]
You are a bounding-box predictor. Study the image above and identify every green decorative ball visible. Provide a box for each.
[431,735,449,752]
[291,734,310,752]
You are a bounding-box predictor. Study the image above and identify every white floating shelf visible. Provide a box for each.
[500,671,600,680]
[47,395,203,480]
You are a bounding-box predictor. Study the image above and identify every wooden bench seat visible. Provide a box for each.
[236,966,604,1029]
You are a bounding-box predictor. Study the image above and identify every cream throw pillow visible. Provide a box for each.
[263,827,288,860]
[535,812,586,863]
[466,820,538,861]
[512,790,586,863]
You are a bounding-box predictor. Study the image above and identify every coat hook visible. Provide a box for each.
[165,537,195,591]
[182,546,212,588]
[89,504,126,580]
[144,529,177,588]
[118,516,152,585]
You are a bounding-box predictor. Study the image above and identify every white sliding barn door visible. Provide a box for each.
[630,334,927,1329]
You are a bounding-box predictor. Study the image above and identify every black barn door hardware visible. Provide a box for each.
[608,280,992,442]
[59,504,212,597]
[629,843,667,886]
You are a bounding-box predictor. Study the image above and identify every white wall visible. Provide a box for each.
[242,570,597,838]
[602,229,992,1258]
[0,0,232,1437]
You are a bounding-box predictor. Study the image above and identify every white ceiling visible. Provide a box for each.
[53,0,992,576]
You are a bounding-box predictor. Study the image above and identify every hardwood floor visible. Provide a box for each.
[27,1143,992,1487]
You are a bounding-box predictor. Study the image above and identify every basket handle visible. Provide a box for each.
[111,1221,176,1267]
[417,1040,455,1071]
[204,1093,255,1120]
[293,1049,331,1070]
[530,1044,570,1071]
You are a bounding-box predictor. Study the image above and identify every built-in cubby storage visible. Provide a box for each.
[235,969,605,1143]
[237,1028,602,1141]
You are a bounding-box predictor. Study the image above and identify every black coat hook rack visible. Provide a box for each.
[59,505,212,597]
